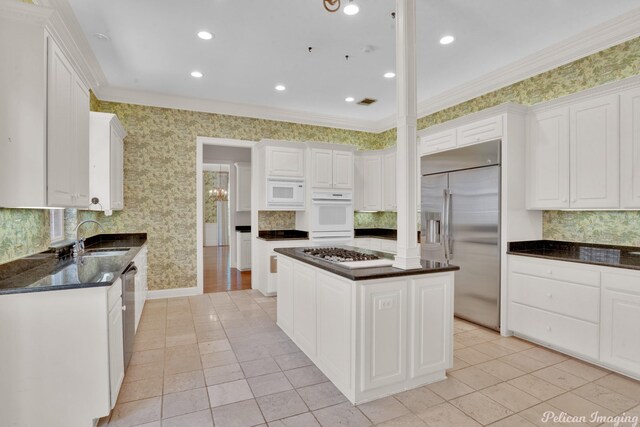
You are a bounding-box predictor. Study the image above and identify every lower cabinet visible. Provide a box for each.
[293,262,317,357]
[236,232,252,271]
[276,256,294,335]
[133,245,148,332]
[107,278,125,408]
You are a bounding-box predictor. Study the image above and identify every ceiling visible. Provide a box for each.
[66,0,640,128]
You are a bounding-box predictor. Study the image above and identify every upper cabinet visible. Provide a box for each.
[235,162,252,212]
[0,6,90,209]
[620,87,640,209]
[527,92,623,210]
[265,146,305,178]
[89,113,127,214]
[310,148,354,189]
[420,116,504,155]
[354,148,399,212]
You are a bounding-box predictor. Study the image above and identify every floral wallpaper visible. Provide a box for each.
[543,211,640,246]
[0,209,50,263]
[258,211,296,231]
[354,212,398,229]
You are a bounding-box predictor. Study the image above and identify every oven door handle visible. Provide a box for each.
[312,200,353,204]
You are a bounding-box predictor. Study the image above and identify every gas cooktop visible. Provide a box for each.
[302,247,395,269]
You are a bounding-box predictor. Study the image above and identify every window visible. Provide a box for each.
[50,209,64,243]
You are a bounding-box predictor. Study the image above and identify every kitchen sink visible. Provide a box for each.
[83,248,130,257]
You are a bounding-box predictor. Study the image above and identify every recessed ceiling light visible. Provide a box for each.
[384,72,396,79]
[439,35,455,45]
[275,85,286,91]
[191,71,203,78]
[93,33,111,41]
[343,0,359,15]
[197,31,214,40]
[345,97,355,102]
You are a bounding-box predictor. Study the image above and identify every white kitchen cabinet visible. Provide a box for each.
[293,262,317,357]
[310,147,354,189]
[107,278,125,409]
[90,112,127,214]
[0,9,90,209]
[457,115,503,147]
[420,129,456,155]
[620,87,640,209]
[354,156,364,210]
[254,238,309,296]
[236,232,252,271]
[133,245,148,332]
[601,271,640,378]
[359,154,383,211]
[235,162,252,212]
[383,151,397,211]
[265,146,305,177]
[527,107,570,209]
[277,256,294,335]
[569,95,620,209]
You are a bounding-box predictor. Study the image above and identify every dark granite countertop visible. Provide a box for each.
[274,246,458,281]
[258,230,309,241]
[354,228,421,242]
[236,226,251,233]
[0,233,147,295]
[508,240,640,271]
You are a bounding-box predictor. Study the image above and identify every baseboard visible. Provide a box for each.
[147,287,202,299]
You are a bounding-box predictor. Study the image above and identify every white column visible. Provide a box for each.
[393,0,422,270]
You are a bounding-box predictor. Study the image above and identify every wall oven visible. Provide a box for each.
[267,178,305,209]
[311,192,354,243]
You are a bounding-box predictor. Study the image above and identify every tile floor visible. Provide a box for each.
[99,290,640,427]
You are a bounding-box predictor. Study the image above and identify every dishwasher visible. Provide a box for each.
[122,262,137,369]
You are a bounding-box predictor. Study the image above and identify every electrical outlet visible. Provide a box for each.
[378,298,394,310]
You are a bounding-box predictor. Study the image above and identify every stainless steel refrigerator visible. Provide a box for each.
[421,140,501,330]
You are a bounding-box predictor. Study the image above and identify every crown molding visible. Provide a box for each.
[95,85,381,132]
[0,0,52,23]
[373,6,640,133]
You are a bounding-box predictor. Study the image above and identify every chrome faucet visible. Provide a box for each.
[73,220,105,258]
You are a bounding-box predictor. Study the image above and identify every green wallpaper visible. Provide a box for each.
[543,211,640,246]
[258,211,296,230]
[354,212,398,229]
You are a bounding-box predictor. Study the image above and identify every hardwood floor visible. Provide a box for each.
[203,246,252,293]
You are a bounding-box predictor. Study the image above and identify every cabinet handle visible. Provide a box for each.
[122,305,126,311]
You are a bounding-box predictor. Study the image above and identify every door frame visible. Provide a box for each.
[196,137,256,294]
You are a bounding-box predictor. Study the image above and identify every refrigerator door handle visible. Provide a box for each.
[442,189,451,261]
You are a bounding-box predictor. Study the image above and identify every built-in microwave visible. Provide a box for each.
[267,178,305,209]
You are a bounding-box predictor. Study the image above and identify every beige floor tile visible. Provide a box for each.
[448,356,470,372]
[450,391,513,425]
[161,409,214,427]
[491,336,535,352]
[247,372,293,397]
[130,349,165,366]
[498,353,550,373]
[204,362,245,386]
[296,381,347,411]
[211,399,266,427]
[284,365,328,388]
[471,341,516,358]
[165,343,200,360]
[480,382,541,412]
[554,359,609,382]
[426,377,474,400]
[164,353,202,375]
[164,370,206,394]
[449,366,503,390]
[377,413,428,427]
[117,377,163,403]
[454,340,468,350]
[394,386,444,415]
[268,411,320,427]
[358,396,409,424]
[198,338,232,354]
[520,347,569,365]
[207,379,254,408]
[274,352,313,371]
[548,392,616,426]
[417,402,481,427]
[240,357,281,378]
[455,347,495,365]
[475,359,527,381]
[532,366,590,390]
[201,349,238,369]
[572,383,639,413]
[508,374,565,400]
[256,389,309,422]
[313,402,372,427]
[595,373,640,400]
[166,333,197,348]
[109,396,162,427]
[161,387,210,419]
[133,336,166,352]
[455,331,493,347]
[124,361,164,383]
[488,414,537,426]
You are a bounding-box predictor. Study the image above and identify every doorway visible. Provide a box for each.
[196,137,255,294]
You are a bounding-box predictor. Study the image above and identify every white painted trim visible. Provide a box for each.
[147,287,202,300]
[196,137,256,294]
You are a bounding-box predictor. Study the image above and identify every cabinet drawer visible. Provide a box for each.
[510,303,599,359]
[457,116,503,146]
[509,256,600,287]
[420,130,456,154]
[510,273,599,323]
[108,277,122,311]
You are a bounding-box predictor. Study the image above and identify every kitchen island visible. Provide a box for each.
[274,246,459,404]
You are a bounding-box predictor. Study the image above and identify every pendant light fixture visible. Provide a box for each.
[208,165,228,202]
[323,0,359,15]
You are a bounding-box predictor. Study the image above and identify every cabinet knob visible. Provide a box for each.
[122,305,127,311]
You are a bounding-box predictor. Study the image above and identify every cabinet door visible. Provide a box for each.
[383,151,397,211]
[361,155,382,211]
[47,38,75,207]
[354,156,364,210]
[621,87,640,209]
[110,130,124,210]
[333,150,354,189]
[570,95,620,208]
[457,116,503,147]
[311,148,334,188]
[276,256,294,335]
[72,76,90,207]
[236,164,252,212]
[316,271,352,392]
[241,238,252,270]
[293,262,317,357]
[108,298,124,408]
[527,108,570,209]
[360,281,407,391]
[409,275,452,378]
[420,130,456,155]
[266,146,304,177]
[601,272,640,377]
